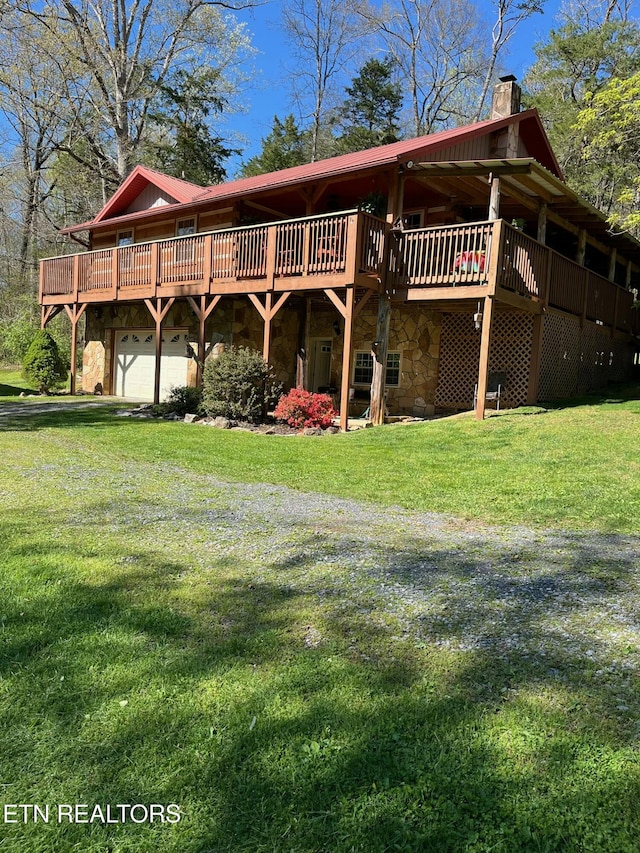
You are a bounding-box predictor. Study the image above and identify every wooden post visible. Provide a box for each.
[537,203,547,244]
[64,304,87,396]
[296,297,309,389]
[488,175,501,221]
[262,292,273,362]
[145,297,175,404]
[475,295,494,420]
[576,229,586,267]
[608,248,617,282]
[369,170,404,425]
[187,294,222,387]
[154,313,162,404]
[339,288,354,432]
[369,293,390,425]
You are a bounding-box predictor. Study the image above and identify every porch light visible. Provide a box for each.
[332,320,341,336]
[473,302,483,330]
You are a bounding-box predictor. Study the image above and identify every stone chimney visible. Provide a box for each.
[490,75,521,119]
[490,75,521,159]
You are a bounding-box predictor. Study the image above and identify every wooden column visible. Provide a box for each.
[537,203,547,244]
[248,291,291,363]
[576,229,586,267]
[187,294,221,386]
[339,288,355,432]
[608,248,617,282]
[369,168,404,425]
[63,304,87,395]
[488,175,501,221]
[370,294,390,425]
[144,297,175,404]
[296,297,310,389]
[475,295,495,420]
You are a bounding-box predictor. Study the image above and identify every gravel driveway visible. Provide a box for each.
[5,398,640,698]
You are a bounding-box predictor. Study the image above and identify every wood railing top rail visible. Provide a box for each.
[40,209,367,264]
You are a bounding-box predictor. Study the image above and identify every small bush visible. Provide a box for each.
[274,388,336,429]
[153,385,203,417]
[22,330,68,394]
[202,346,280,423]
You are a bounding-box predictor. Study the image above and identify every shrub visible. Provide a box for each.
[153,385,203,417]
[274,388,336,429]
[22,329,68,394]
[202,346,280,423]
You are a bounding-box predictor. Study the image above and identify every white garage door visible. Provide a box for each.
[114,330,189,401]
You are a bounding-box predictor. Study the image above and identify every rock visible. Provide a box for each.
[164,412,180,421]
[19,391,26,397]
[116,410,132,417]
[324,426,340,435]
[231,426,253,432]
[262,426,276,435]
[303,427,322,436]
[212,416,231,429]
[184,413,199,423]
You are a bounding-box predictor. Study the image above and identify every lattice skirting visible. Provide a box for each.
[539,309,634,401]
[435,310,533,410]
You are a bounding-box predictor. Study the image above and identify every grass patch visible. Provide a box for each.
[0,384,639,850]
[2,376,638,532]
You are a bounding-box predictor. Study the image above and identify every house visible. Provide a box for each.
[40,78,640,429]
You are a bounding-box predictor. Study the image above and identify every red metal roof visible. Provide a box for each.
[63,110,561,233]
[193,109,560,203]
[91,165,205,224]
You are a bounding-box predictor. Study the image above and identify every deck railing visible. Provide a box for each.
[40,212,638,337]
[400,222,493,286]
[41,210,374,299]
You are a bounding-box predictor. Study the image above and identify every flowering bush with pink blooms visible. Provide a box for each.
[274,388,337,429]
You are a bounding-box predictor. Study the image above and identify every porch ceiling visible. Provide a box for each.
[407,158,640,268]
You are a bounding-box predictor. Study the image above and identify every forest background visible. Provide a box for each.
[1,0,639,365]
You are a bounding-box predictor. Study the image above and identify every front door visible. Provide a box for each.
[309,338,332,391]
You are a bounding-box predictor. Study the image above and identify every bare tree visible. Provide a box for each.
[282,0,364,161]
[360,0,487,136]
[473,0,544,122]
[0,14,70,286]
[13,0,255,184]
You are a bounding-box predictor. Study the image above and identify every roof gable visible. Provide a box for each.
[93,165,205,223]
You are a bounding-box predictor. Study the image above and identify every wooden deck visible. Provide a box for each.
[40,211,387,305]
[40,212,638,336]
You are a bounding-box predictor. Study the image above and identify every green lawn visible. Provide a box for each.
[1,377,639,851]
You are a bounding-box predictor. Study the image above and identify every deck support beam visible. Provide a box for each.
[187,294,222,386]
[145,297,175,404]
[63,303,87,395]
[41,305,64,329]
[339,288,355,432]
[296,296,311,389]
[475,295,495,420]
[488,175,501,220]
[248,291,291,363]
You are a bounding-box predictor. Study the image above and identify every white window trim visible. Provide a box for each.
[176,215,198,237]
[352,350,401,387]
[117,229,135,246]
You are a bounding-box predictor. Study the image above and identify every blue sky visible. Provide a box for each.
[225,0,564,175]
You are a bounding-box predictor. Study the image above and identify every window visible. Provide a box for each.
[176,217,196,237]
[117,230,134,246]
[403,211,424,229]
[353,351,401,387]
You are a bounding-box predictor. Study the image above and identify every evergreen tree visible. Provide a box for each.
[240,115,308,177]
[22,329,68,394]
[146,69,238,186]
[334,58,403,153]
